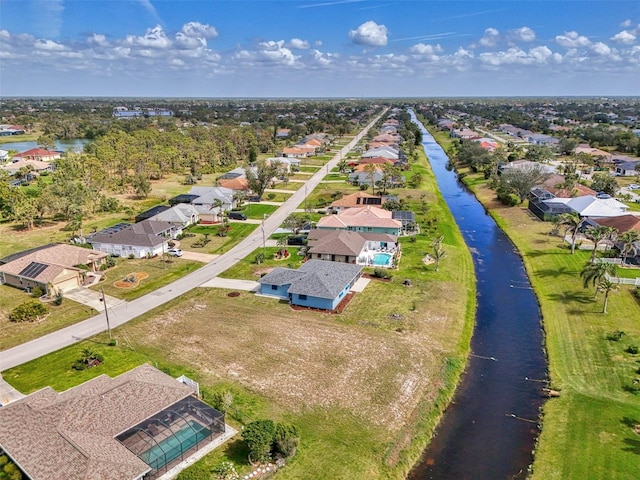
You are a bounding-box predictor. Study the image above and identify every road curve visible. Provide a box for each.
[0,109,387,371]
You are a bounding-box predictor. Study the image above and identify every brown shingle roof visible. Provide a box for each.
[0,364,194,480]
[592,214,640,233]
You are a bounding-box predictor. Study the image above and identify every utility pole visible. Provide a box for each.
[100,286,112,341]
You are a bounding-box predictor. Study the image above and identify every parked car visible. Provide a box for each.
[628,184,640,190]
[227,211,247,220]
[167,248,183,257]
[287,235,307,246]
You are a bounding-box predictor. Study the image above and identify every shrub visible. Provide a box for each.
[128,253,135,259]
[606,330,626,341]
[210,390,234,413]
[31,286,43,298]
[267,193,277,201]
[105,256,117,268]
[9,301,48,322]
[53,292,64,306]
[626,345,639,355]
[242,419,276,463]
[72,348,104,371]
[274,423,299,458]
[633,287,640,300]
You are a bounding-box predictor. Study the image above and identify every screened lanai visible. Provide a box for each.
[116,396,225,478]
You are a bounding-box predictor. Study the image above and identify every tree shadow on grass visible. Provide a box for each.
[546,291,593,305]
[534,266,577,278]
[222,437,251,466]
[620,417,640,454]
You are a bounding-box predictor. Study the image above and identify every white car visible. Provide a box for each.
[167,248,183,257]
[628,184,640,190]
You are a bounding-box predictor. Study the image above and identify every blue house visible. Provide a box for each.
[258,260,363,311]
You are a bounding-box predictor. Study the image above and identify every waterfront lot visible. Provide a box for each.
[465,173,640,480]
[2,148,476,480]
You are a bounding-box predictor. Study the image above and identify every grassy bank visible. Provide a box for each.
[454,164,640,478]
[3,146,476,479]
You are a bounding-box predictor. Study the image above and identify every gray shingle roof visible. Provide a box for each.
[259,259,363,299]
[0,364,194,480]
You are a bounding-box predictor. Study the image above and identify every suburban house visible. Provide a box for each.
[498,160,556,175]
[218,176,250,192]
[574,145,613,163]
[265,156,301,172]
[258,259,364,311]
[349,167,384,187]
[142,204,200,231]
[0,149,8,161]
[88,221,172,258]
[316,205,403,236]
[135,205,171,223]
[186,186,236,223]
[0,364,228,480]
[539,174,597,198]
[12,148,61,162]
[451,128,480,140]
[281,146,313,158]
[588,214,640,264]
[330,191,385,213]
[306,230,399,267]
[614,160,640,176]
[0,244,108,295]
[355,156,396,167]
[276,128,290,138]
[362,146,399,160]
[1,158,54,176]
[533,194,630,220]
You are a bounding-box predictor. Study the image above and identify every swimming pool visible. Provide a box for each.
[372,252,393,266]
[141,420,211,471]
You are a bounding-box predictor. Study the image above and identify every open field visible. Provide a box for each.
[179,223,258,254]
[459,169,640,480]
[3,146,476,479]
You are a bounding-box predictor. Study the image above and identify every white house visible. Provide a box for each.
[88,221,171,258]
[615,160,640,177]
[543,195,629,218]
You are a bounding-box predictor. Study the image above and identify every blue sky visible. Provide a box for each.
[1,0,639,97]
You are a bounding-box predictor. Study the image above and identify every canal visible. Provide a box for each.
[408,110,548,480]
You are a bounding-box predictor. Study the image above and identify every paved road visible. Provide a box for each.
[0,110,386,372]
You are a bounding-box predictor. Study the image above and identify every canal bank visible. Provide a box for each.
[408,110,548,479]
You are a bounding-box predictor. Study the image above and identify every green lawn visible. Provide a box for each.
[456,167,640,480]
[181,223,258,254]
[90,256,203,301]
[0,285,97,351]
[239,203,279,219]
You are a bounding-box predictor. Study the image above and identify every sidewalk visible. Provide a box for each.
[0,373,25,406]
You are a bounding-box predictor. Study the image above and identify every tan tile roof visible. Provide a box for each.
[0,364,194,480]
[0,258,72,283]
[592,214,640,233]
[316,206,402,230]
[330,192,384,208]
[218,177,249,190]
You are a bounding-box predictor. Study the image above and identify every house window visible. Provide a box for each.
[299,294,307,300]
[271,285,278,290]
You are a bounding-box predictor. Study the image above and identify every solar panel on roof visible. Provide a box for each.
[18,261,49,278]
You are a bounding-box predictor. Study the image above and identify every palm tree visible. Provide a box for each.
[602,226,618,253]
[580,261,617,298]
[584,225,610,263]
[597,279,618,313]
[618,230,640,266]
[557,212,584,254]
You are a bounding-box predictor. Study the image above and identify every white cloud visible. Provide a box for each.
[180,22,218,39]
[174,33,206,49]
[289,38,310,49]
[125,25,172,49]
[410,43,443,55]
[310,49,337,66]
[621,19,633,28]
[315,40,323,47]
[479,27,499,47]
[254,40,300,66]
[349,21,388,46]
[479,46,560,66]
[509,26,536,43]
[591,42,611,56]
[34,39,67,51]
[88,34,109,47]
[611,30,636,45]
[555,31,590,48]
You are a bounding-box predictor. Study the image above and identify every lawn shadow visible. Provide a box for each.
[622,437,640,455]
[534,266,577,278]
[546,291,593,305]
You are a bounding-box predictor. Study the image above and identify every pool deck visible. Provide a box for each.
[156,424,238,480]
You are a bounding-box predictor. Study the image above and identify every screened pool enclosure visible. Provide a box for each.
[116,396,225,478]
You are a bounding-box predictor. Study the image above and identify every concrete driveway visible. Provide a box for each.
[64,287,126,312]
[180,251,219,263]
[200,277,260,291]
